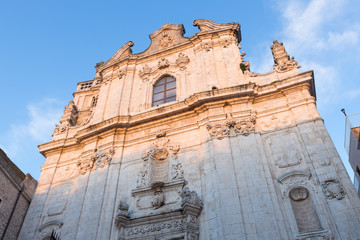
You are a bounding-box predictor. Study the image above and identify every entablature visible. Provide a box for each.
[39,70,314,155]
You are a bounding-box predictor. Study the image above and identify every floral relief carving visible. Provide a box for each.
[114,201,129,228]
[53,124,69,135]
[176,53,190,70]
[77,156,94,175]
[206,122,230,140]
[279,177,315,197]
[171,158,184,180]
[125,219,187,237]
[136,135,183,188]
[93,147,115,169]
[234,115,256,136]
[219,39,231,48]
[77,147,115,175]
[157,58,170,69]
[322,179,346,200]
[159,31,173,48]
[117,69,126,79]
[206,115,256,140]
[201,42,213,52]
[138,64,152,80]
[180,187,203,208]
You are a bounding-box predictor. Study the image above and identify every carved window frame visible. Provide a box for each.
[277,171,331,239]
[152,75,176,107]
[144,70,182,110]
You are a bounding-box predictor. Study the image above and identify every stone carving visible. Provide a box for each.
[114,201,129,228]
[282,177,315,196]
[206,115,256,140]
[102,76,112,85]
[118,69,126,79]
[93,147,115,169]
[157,58,170,69]
[53,124,69,135]
[322,179,346,200]
[171,158,184,180]
[219,39,231,48]
[176,53,190,70]
[206,122,230,140]
[151,182,165,209]
[125,219,187,237]
[137,135,182,188]
[118,201,129,217]
[136,158,150,188]
[138,64,152,80]
[77,156,94,175]
[53,100,78,136]
[77,147,115,175]
[200,42,213,52]
[278,171,316,197]
[234,115,256,136]
[240,51,257,77]
[289,187,309,201]
[38,221,63,240]
[295,231,334,240]
[180,187,203,208]
[159,31,173,48]
[271,40,300,73]
[188,233,199,240]
[265,130,303,168]
[193,19,240,33]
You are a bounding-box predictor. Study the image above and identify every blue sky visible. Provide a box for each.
[0,0,359,180]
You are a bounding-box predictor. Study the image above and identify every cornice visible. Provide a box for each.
[39,71,314,155]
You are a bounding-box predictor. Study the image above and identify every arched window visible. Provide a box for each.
[152,76,176,107]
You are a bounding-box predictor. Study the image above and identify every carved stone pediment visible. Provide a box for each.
[139,23,190,55]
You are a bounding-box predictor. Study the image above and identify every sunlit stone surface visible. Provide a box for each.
[19,19,360,240]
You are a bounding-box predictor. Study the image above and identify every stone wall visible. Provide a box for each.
[0,149,37,240]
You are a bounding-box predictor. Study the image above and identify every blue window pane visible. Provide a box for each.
[152,99,164,106]
[154,85,164,93]
[166,81,176,89]
[166,96,176,103]
[166,88,176,97]
[153,92,164,101]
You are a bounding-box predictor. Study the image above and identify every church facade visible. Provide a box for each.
[19,19,360,239]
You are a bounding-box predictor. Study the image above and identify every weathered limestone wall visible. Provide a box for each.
[19,19,360,240]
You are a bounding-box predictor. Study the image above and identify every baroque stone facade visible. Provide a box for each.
[19,19,360,239]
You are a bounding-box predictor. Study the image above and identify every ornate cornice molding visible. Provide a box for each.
[39,71,315,154]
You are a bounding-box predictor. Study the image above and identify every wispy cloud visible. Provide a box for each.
[276,0,360,107]
[0,98,63,157]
